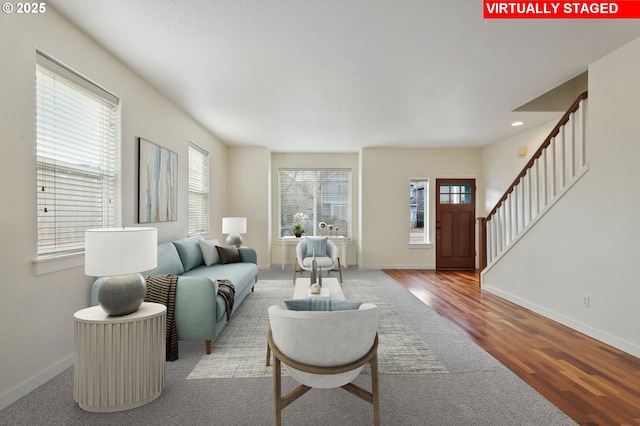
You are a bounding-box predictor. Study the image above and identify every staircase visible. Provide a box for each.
[478,91,589,271]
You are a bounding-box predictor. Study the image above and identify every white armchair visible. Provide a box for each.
[267,303,381,425]
[293,237,343,283]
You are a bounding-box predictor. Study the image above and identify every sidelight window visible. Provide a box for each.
[410,179,429,244]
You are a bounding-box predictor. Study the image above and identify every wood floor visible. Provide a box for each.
[383,269,640,426]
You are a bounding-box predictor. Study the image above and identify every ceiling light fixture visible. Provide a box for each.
[511,121,524,127]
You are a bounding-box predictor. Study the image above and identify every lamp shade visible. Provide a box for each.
[222,217,247,234]
[85,227,157,277]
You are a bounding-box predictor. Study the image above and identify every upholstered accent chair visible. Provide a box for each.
[267,303,381,426]
[293,237,343,283]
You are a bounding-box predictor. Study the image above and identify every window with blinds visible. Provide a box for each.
[188,142,209,234]
[35,51,121,258]
[278,169,351,238]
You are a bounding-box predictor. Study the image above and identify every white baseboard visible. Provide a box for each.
[483,285,640,359]
[0,354,74,411]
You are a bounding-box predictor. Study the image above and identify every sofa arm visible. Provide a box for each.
[238,247,257,264]
[174,276,217,340]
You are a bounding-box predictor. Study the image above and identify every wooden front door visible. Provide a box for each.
[436,179,476,269]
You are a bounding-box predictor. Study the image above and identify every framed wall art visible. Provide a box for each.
[138,137,178,223]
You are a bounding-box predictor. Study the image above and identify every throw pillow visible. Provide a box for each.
[172,234,205,272]
[141,242,185,275]
[199,239,221,266]
[305,236,328,257]
[216,245,242,264]
[284,298,362,311]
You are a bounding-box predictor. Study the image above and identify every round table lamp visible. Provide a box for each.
[222,217,246,248]
[85,227,157,316]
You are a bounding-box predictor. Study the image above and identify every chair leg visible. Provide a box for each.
[292,257,298,284]
[371,353,380,426]
[329,258,343,282]
[266,326,271,366]
[273,355,282,426]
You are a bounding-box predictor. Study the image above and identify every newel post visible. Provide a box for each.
[477,217,487,271]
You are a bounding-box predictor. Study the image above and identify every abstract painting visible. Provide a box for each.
[138,138,178,223]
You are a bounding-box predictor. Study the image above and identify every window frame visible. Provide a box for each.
[188,142,209,235]
[409,178,429,245]
[278,168,352,239]
[35,50,121,261]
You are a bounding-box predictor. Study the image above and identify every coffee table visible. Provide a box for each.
[293,277,345,300]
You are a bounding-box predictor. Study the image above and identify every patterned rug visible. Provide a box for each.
[187,279,448,379]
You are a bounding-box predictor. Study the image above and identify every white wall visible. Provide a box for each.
[481,119,559,215]
[271,153,359,267]
[227,146,271,268]
[0,9,228,408]
[360,147,483,269]
[482,38,640,357]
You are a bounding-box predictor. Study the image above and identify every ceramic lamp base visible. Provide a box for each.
[98,273,146,316]
[226,233,243,248]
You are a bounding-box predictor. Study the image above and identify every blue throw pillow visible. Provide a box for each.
[172,235,205,272]
[305,236,328,257]
[141,242,185,275]
[284,298,362,311]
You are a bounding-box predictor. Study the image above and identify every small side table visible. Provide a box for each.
[73,302,166,412]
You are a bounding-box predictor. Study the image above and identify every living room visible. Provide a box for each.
[2,1,640,422]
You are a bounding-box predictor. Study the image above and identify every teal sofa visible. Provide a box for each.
[91,234,258,354]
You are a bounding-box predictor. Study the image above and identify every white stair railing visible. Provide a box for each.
[479,92,588,269]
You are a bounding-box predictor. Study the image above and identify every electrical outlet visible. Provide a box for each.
[581,295,590,308]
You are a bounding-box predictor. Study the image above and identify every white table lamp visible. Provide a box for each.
[85,227,157,316]
[222,217,246,248]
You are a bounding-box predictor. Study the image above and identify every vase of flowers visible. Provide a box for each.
[293,212,307,237]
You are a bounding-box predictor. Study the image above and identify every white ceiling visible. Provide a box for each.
[49,1,640,152]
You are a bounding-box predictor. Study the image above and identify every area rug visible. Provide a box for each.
[187,279,448,379]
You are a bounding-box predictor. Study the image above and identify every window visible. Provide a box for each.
[279,169,351,238]
[36,51,120,258]
[439,183,472,204]
[188,142,209,234]
[410,179,428,244]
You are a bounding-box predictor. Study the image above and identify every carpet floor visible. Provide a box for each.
[0,268,576,425]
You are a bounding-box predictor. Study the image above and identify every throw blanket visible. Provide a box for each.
[144,274,179,362]
[217,279,235,321]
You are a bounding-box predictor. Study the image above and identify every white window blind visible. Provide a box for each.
[36,51,121,258]
[278,169,351,238]
[188,142,209,234]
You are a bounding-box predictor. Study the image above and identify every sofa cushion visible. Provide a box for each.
[141,241,185,276]
[199,239,221,266]
[216,245,242,264]
[305,236,328,257]
[183,262,259,321]
[302,256,334,268]
[173,235,205,272]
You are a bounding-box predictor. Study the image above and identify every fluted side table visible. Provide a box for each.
[73,302,166,412]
